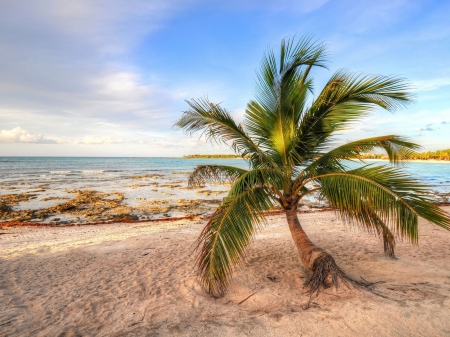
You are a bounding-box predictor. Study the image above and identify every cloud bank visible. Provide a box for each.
[0,127,56,144]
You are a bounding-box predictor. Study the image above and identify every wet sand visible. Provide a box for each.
[1,208,450,336]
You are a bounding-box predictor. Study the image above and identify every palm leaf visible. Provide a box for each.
[300,135,421,180]
[228,167,289,205]
[294,71,414,161]
[314,167,450,244]
[195,186,275,297]
[174,98,275,168]
[244,36,327,166]
[188,165,248,188]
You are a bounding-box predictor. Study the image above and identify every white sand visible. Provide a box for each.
[1,208,450,336]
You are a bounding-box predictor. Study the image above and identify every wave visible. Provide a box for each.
[81,170,105,175]
[49,171,72,174]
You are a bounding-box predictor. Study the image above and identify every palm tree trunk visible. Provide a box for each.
[286,206,324,270]
[286,206,350,294]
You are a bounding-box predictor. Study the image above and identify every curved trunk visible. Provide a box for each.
[286,206,351,294]
[286,206,324,270]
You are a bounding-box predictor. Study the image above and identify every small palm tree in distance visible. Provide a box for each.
[174,35,450,298]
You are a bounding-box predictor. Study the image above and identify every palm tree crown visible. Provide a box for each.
[175,36,450,298]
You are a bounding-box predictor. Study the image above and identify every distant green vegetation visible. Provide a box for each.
[183,154,243,159]
[358,149,450,161]
[184,149,450,161]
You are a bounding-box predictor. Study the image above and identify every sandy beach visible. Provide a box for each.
[1,208,450,336]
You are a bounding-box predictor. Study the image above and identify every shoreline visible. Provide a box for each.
[2,203,450,228]
[0,208,337,228]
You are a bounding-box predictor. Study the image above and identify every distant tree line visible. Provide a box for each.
[184,149,450,161]
[358,149,450,161]
[183,154,243,159]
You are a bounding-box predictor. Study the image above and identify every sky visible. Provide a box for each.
[0,0,449,157]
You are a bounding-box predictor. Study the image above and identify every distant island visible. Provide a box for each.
[184,149,450,161]
[358,148,450,161]
[183,154,243,159]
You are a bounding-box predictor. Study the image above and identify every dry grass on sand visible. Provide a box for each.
[1,207,450,336]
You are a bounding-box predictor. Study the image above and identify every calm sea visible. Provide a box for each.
[0,157,449,194]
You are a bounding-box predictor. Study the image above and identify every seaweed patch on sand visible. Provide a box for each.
[0,193,38,221]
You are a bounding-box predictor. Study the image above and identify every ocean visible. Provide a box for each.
[0,157,449,191]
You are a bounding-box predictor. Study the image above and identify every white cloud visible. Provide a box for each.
[0,127,56,143]
[95,72,149,98]
[414,78,450,92]
[81,135,123,145]
[0,0,191,141]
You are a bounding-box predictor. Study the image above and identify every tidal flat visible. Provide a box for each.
[0,172,233,224]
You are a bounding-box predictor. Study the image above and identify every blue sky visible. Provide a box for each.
[0,0,449,156]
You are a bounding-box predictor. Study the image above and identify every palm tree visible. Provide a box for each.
[174,36,450,298]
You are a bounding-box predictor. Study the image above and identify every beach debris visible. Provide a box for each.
[40,196,71,201]
[159,184,181,189]
[129,174,154,179]
[0,193,37,205]
[267,276,279,283]
[161,192,175,196]
[196,190,212,196]
[146,199,173,205]
[0,193,38,221]
[129,182,159,189]
[237,290,260,305]
[213,190,228,195]
[35,190,126,221]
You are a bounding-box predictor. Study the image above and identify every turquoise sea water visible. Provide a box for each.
[0,157,248,183]
[0,157,449,193]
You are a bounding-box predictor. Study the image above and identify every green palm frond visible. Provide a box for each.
[295,71,414,160]
[253,36,327,114]
[228,167,288,205]
[314,167,450,244]
[293,136,420,195]
[195,186,275,297]
[347,165,450,231]
[374,213,397,258]
[302,181,397,257]
[245,36,327,166]
[302,135,421,177]
[188,165,248,188]
[174,97,275,168]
